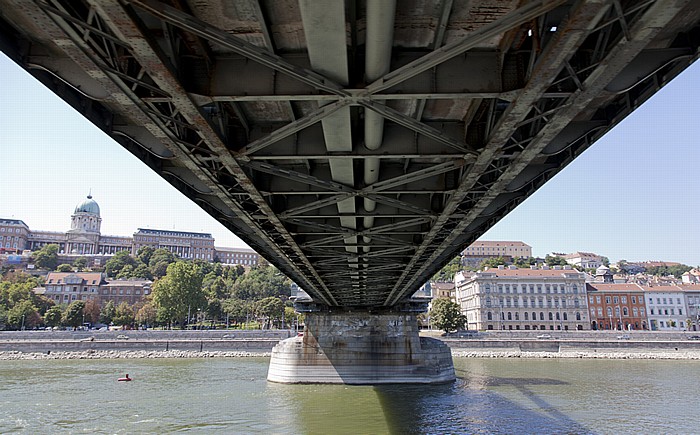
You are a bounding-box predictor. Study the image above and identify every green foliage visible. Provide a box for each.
[431,256,462,282]
[479,256,508,269]
[545,255,568,267]
[513,257,537,268]
[644,264,692,278]
[63,301,85,328]
[32,244,59,270]
[112,301,135,327]
[44,306,63,327]
[136,302,157,328]
[429,298,466,334]
[56,264,73,272]
[105,251,138,278]
[73,257,88,271]
[222,298,252,324]
[255,296,284,329]
[136,246,155,265]
[149,248,177,278]
[100,300,116,325]
[6,299,39,330]
[231,266,289,300]
[152,261,206,326]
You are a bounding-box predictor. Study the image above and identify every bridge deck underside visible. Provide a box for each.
[2,0,699,307]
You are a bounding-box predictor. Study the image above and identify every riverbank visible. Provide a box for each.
[3,347,700,361]
[0,349,270,360]
[451,349,700,359]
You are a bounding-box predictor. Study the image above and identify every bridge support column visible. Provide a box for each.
[267,311,455,384]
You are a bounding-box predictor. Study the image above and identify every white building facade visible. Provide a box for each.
[643,285,688,331]
[455,266,590,331]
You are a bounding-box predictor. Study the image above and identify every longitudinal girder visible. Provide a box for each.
[2,0,699,307]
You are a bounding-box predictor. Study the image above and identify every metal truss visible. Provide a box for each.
[2,0,698,307]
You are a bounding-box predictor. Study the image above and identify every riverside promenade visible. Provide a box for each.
[3,330,700,360]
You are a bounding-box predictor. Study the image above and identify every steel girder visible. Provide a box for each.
[1,0,699,308]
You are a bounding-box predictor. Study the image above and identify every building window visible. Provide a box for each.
[605,296,611,304]
[623,307,629,316]
[576,312,581,321]
[524,312,529,320]
[632,296,637,304]
[613,296,619,304]
[549,312,553,321]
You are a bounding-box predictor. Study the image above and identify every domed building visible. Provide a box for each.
[11,193,260,267]
[594,265,614,283]
[66,194,103,254]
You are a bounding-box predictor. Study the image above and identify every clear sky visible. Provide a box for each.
[1,52,699,266]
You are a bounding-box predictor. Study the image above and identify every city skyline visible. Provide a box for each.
[1,52,699,266]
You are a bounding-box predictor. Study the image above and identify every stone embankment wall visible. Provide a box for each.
[0,330,290,353]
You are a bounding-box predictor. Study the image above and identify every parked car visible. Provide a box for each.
[536,334,552,339]
[616,334,631,340]
[687,335,700,340]
[116,334,129,340]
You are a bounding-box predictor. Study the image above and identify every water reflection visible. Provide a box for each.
[2,358,699,433]
[268,362,594,434]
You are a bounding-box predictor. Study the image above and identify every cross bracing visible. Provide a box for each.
[1,0,699,308]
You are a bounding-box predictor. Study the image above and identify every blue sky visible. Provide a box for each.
[1,52,699,266]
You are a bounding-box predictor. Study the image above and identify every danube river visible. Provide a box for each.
[1,357,698,434]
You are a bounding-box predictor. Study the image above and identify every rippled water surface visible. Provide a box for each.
[1,357,698,434]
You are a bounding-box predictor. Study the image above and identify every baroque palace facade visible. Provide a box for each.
[0,195,259,267]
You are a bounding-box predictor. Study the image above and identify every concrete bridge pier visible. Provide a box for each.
[267,308,455,384]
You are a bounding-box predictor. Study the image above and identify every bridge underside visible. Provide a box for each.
[2,0,699,310]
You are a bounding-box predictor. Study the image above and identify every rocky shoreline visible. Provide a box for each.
[451,349,700,359]
[3,348,700,361]
[0,350,270,360]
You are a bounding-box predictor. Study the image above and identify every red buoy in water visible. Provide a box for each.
[118,374,132,382]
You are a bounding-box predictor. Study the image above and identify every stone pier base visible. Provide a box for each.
[267,312,455,384]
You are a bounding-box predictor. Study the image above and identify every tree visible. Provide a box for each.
[104,251,138,278]
[255,296,284,329]
[429,298,466,334]
[113,302,135,327]
[131,264,153,280]
[136,246,155,266]
[56,264,73,272]
[44,306,63,328]
[513,257,537,268]
[431,256,462,282]
[73,257,88,271]
[152,261,205,327]
[6,300,39,330]
[32,244,59,270]
[222,298,251,325]
[83,299,101,325]
[100,300,116,325]
[136,302,157,328]
[63,301,86,329]
[545,255,568,267]
[149,248,177,278]
[480,256,508,269]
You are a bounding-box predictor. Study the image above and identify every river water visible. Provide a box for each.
[1,357,697,434]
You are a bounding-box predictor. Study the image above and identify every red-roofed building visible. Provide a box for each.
[586,283,648,330]
[455,265,589,331]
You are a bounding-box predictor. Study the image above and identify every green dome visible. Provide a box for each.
[74,194,100,215]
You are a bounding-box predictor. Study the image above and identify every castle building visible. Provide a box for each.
[5,194,259,267]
